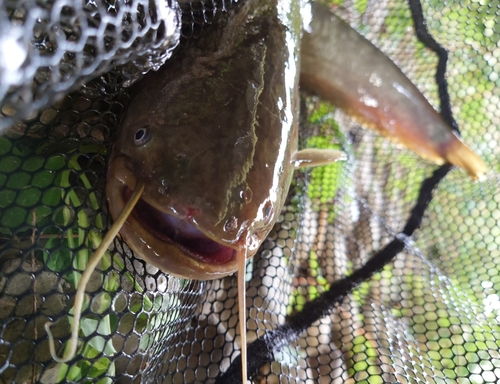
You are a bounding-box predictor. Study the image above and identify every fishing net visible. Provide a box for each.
[0,0,499,383]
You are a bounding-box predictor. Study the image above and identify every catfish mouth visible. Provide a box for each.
[124,189,236,265]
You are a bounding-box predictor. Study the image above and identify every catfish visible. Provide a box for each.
[107,1,485,285]
[106,3,343,380]
[47,0,486,382]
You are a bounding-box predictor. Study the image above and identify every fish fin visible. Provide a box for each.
[294,148,347,168]
[237,246,248,383]
[445,138,487,181]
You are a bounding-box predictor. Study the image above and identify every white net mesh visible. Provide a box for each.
[0,0,181,132]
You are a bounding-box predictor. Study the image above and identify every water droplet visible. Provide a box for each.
[263,201,274,223]
[248,233,260,251]
[369,72,382,87]
[224,216,238,233]
[158,180,168,195]
[240,187,253,203]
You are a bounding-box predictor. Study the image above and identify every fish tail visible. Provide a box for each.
[300,2,487,182]
[444,137,487,181]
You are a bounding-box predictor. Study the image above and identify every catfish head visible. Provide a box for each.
[106,6,301,279]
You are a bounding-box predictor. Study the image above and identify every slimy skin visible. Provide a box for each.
[107,0,305,280]
[300,2,486,180]
[107,0,486,282]
[105,2,486,382]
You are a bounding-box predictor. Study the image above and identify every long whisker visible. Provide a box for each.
[237,238,249,383]
[45,180,146,363]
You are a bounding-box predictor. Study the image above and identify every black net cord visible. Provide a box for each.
[215,0,458,381]
[408,0,458,133]
[216,165,451,383]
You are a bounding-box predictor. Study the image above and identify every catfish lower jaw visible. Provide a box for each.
[124,188,236,265]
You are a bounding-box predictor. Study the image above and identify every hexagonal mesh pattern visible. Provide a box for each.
[0,0,181,132]
[1,0,500,383]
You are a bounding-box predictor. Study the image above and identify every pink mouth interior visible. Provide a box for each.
[124,189,235,264]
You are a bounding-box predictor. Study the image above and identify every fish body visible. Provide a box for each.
[107,0,305,280]
[107,1,485,278]
[300,2,486,180]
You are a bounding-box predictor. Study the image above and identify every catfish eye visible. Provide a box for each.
[134,126,150,146]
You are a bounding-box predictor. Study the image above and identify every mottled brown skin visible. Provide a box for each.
[107,0,302,280]
[107,1,486,281]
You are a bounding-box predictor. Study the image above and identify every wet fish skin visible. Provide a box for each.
[107,0,303,279]
[107,0,486,280]
[300,2,486,180]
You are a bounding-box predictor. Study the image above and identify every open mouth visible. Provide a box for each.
[124,189,236,265]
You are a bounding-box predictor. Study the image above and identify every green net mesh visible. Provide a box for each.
[1,0,499,383]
